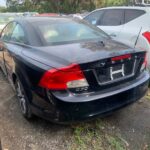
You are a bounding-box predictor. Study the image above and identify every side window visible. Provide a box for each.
[100,9,124,26]
[135,0,142,3]
[125,9,145,23]
[1,22,16,41]
[11,24,26,44]
[84,10,104,25]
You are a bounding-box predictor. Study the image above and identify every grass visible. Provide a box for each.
[145,89,150,101]
[106,135,126,150]
[146,95,150,101]
[67,119,127,150]
[66,89,150,150]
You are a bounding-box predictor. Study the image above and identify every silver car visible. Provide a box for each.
[84,6,150,66]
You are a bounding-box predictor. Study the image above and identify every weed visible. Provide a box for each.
[67,119,127,150]
[106,135,126,150]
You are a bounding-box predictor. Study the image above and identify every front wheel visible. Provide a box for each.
[15,78,32,119]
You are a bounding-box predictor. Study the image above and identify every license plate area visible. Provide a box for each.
[94,59,136,85]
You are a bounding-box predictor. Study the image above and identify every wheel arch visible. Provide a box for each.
[12,72,17,85]
[13,65,33,104]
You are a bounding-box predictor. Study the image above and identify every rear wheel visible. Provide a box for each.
[15,78,32,119]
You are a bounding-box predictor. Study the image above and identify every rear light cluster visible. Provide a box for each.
[142,31,150,43]
[140,53,148,72]
[39,64,89,90]
[111,54,131,61]
[141,32,149,71]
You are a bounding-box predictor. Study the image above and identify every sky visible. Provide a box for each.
[0,0,6,7]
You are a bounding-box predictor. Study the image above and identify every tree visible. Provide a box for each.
[5,0,128,13]
[0,6,7,12]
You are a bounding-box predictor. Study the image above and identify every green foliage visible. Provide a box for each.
[67,119,127,150]
[0,7,7,12]
[106,135,126,150]
[105,0,128,6]
[5,0,128,13]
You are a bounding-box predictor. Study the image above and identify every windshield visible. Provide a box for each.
[33,19,109,45]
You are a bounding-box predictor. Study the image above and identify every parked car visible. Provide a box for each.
[134,0,150,6]
[84,7,150,66]
[72,12,89,19]
[0,17,149,123]
[35,13,60,17]
[23,12,39,16]
[0,14,15,32]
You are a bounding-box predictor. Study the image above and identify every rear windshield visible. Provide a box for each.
[32,19,109,45]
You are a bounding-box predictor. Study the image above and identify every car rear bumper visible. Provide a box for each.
[31,71,149,123]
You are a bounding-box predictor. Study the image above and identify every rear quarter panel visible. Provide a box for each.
[119,13,150,47]
[6,43,50,90]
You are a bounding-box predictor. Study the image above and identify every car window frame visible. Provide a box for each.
[124,9,146,24]
[0,21,30,47]
[0,21,16,42]
[84,9,105,26]
[99,9,125,26]
[10,23,28,45]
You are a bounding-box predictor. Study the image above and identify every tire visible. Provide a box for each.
[15,78,33,119]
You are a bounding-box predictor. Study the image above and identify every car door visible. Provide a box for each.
[97,9,125,41]
[4,23,26,81]
[0,22,16,75]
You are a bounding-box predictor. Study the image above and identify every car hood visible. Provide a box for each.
[22,39,138,68]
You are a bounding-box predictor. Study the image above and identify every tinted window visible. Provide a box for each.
[136,0,142,3]
[101,9,124,26]
[34,19,109,45]
[1,22,15,41]
[11,24,26,44]
[84,10,104,25]
[125,9,145,23]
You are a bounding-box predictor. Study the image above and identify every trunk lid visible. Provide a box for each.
[79,51,145,92]
[22,39,146,93]
[22,39,137,68]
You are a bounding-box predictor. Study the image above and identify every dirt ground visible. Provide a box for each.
[0,70,150,150]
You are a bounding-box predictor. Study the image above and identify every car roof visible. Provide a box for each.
[36,13,60,17]
[94,6,150,12]
[14,16,74,24]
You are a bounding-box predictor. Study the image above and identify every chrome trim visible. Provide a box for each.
[110,64,125,80]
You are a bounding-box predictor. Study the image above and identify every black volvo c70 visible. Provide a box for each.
[0,17,149,123]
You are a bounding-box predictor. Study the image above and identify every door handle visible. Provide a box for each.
[109,33,117,37]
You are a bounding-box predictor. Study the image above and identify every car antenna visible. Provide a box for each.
[134,27,142,48]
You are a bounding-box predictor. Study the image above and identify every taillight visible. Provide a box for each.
[140,53,148,72]
[111,54,131,61]
[39,64,89,90]
[142,31,150,43]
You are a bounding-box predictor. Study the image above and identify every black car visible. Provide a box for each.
[0,17,149,123]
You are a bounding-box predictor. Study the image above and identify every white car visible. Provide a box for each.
[84,6,150,66]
